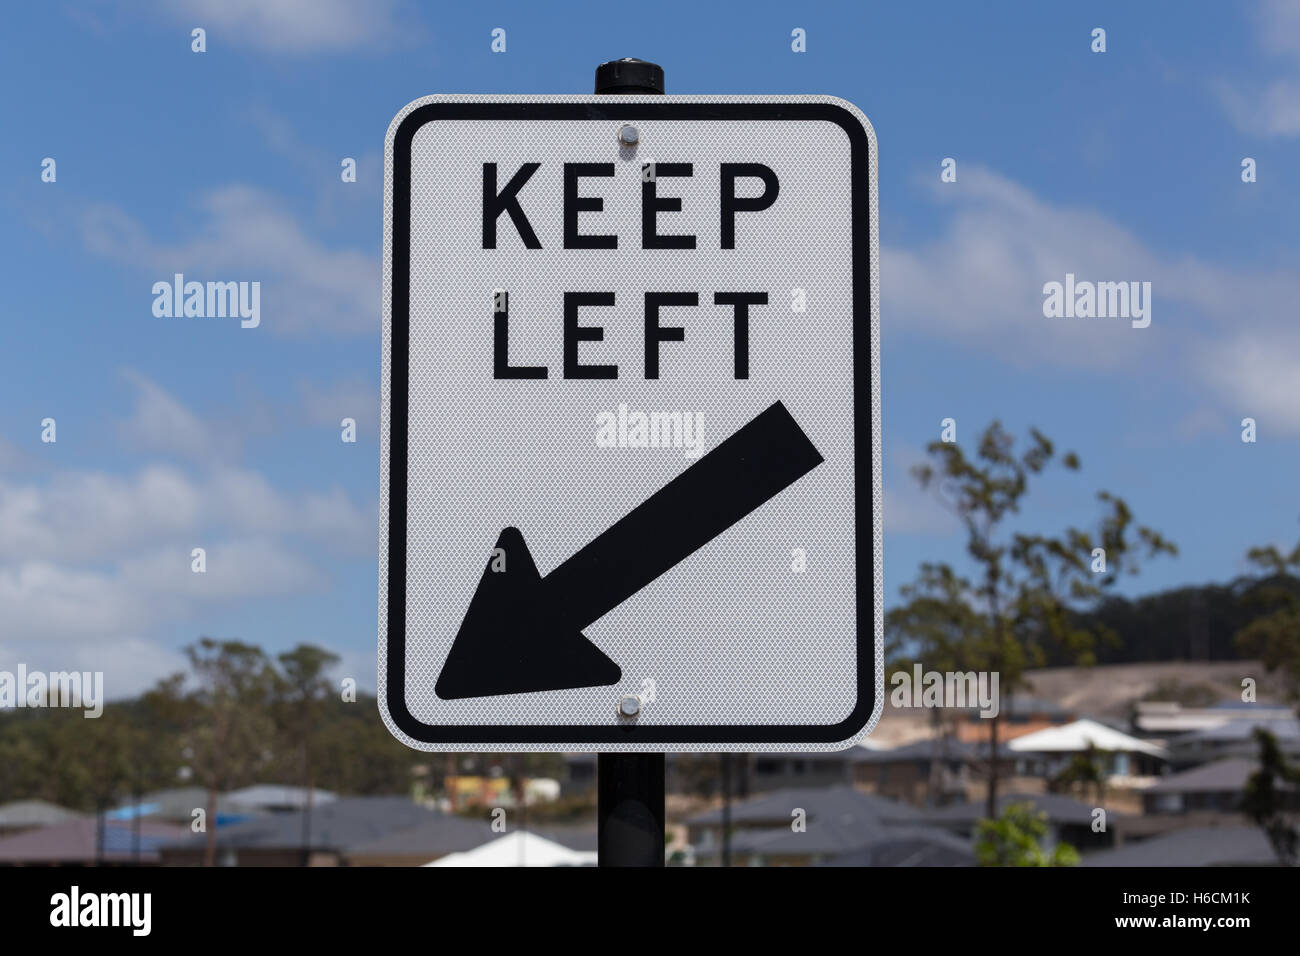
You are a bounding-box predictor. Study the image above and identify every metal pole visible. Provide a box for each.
[598,753,665,866]
[594,57,667,869]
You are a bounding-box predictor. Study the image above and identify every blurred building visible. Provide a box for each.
[0,799,84,837]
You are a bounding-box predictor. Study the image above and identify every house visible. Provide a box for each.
[0,800,84,837]
[851,738,1016,806]
[949,697,1075,744]
[745,751,861,793]
[723,819,975,867]
[0,818,187,866]
[108,787,259,828]
[685,785,959,866]
[1166,718,1300,770]
[909,791,1123,853]
[344,815,495,866]
[1079,825,1281,867]
[1132,701,1295,737]
[1007,718,1168,782]
[1141,757,1296,816]
[425,830,597,867]
[159,796,437,866]
[222,784,338,813]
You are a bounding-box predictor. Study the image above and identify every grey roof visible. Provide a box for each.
[345,814,495,857]
[686,786,920,828]
[1181,718,1300,742]
[819,829,977,867]
[224,784,339,810]
[167,796,436,852]
[109,787,256,821]
[0,799,84,828]
[852,738,1011,763]
[527,824,598,852]
[0,818,187,863]
[912,792,1119,827]
[719,818,971,862]
[1080,826,1279,867]
[1146,758,1270,795]
[344,815,597,860]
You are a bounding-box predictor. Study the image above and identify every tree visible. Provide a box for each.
[975,801,1079,867]
[272,644,340,865]
[183,638,277,866]
[889,422,1175,818]
[1049,741,1108,807]
[1235,541,1300,712]
[1242,728,1299,866]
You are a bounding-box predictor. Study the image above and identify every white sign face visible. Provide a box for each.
[380,94,881,751]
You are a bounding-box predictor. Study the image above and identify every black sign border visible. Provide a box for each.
[385,99,875,745]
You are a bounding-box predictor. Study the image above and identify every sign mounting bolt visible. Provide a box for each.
[618,124,640,146]
[618,694,642,717]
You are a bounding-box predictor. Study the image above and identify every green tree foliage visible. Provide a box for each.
[888,422,1175,818]
[975,802,1079,867]
[1049,742,1108,806]
[1235,542,1300,710]
[0,641,420,823]
[1073,576,1300,664]
[1242,728,1299,866]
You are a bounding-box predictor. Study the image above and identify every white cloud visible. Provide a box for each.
[0,538,325,645]
[1197,332,1300,431]
[0,463,372,563]
[0,373,376,654]
[298,378,378,433]
[0,638,189,702]
[0,466,202,562]
[886,165,1300,430]
[83,185,375,336]
[160,0,410,54]
[1215,0,1300,137]
[118,369,235,461]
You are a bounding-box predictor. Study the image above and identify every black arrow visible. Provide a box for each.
[435,401,824,699]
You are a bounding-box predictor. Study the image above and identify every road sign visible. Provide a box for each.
[380,94,881,751]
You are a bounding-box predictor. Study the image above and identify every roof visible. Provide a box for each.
[686,786,920,827]
[1007,718,1167,757]
[852,737,1012,763]
[1146,757,1288,794]
[0,818,187,863]
[818,829,976,866]
[168,796,436,852]
[719,818,972,862]
[223,784,339,810]
[911,792,1119,828]
[345,814,494,857]
[108,787,256,823]
[0,799,84,828]
[1180,718,1300,743]
[1079,826,1279,867]
[425,831,597,867]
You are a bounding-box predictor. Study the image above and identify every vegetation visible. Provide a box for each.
[1242,728,1299,866]
[0,640,418,816]
[1234,542,1300,710]
[887,421,1175,818]
[974,802,1079,867]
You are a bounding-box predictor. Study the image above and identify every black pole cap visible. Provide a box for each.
[594,58,665,95]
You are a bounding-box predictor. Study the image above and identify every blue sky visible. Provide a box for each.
[2,0,1298,697]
